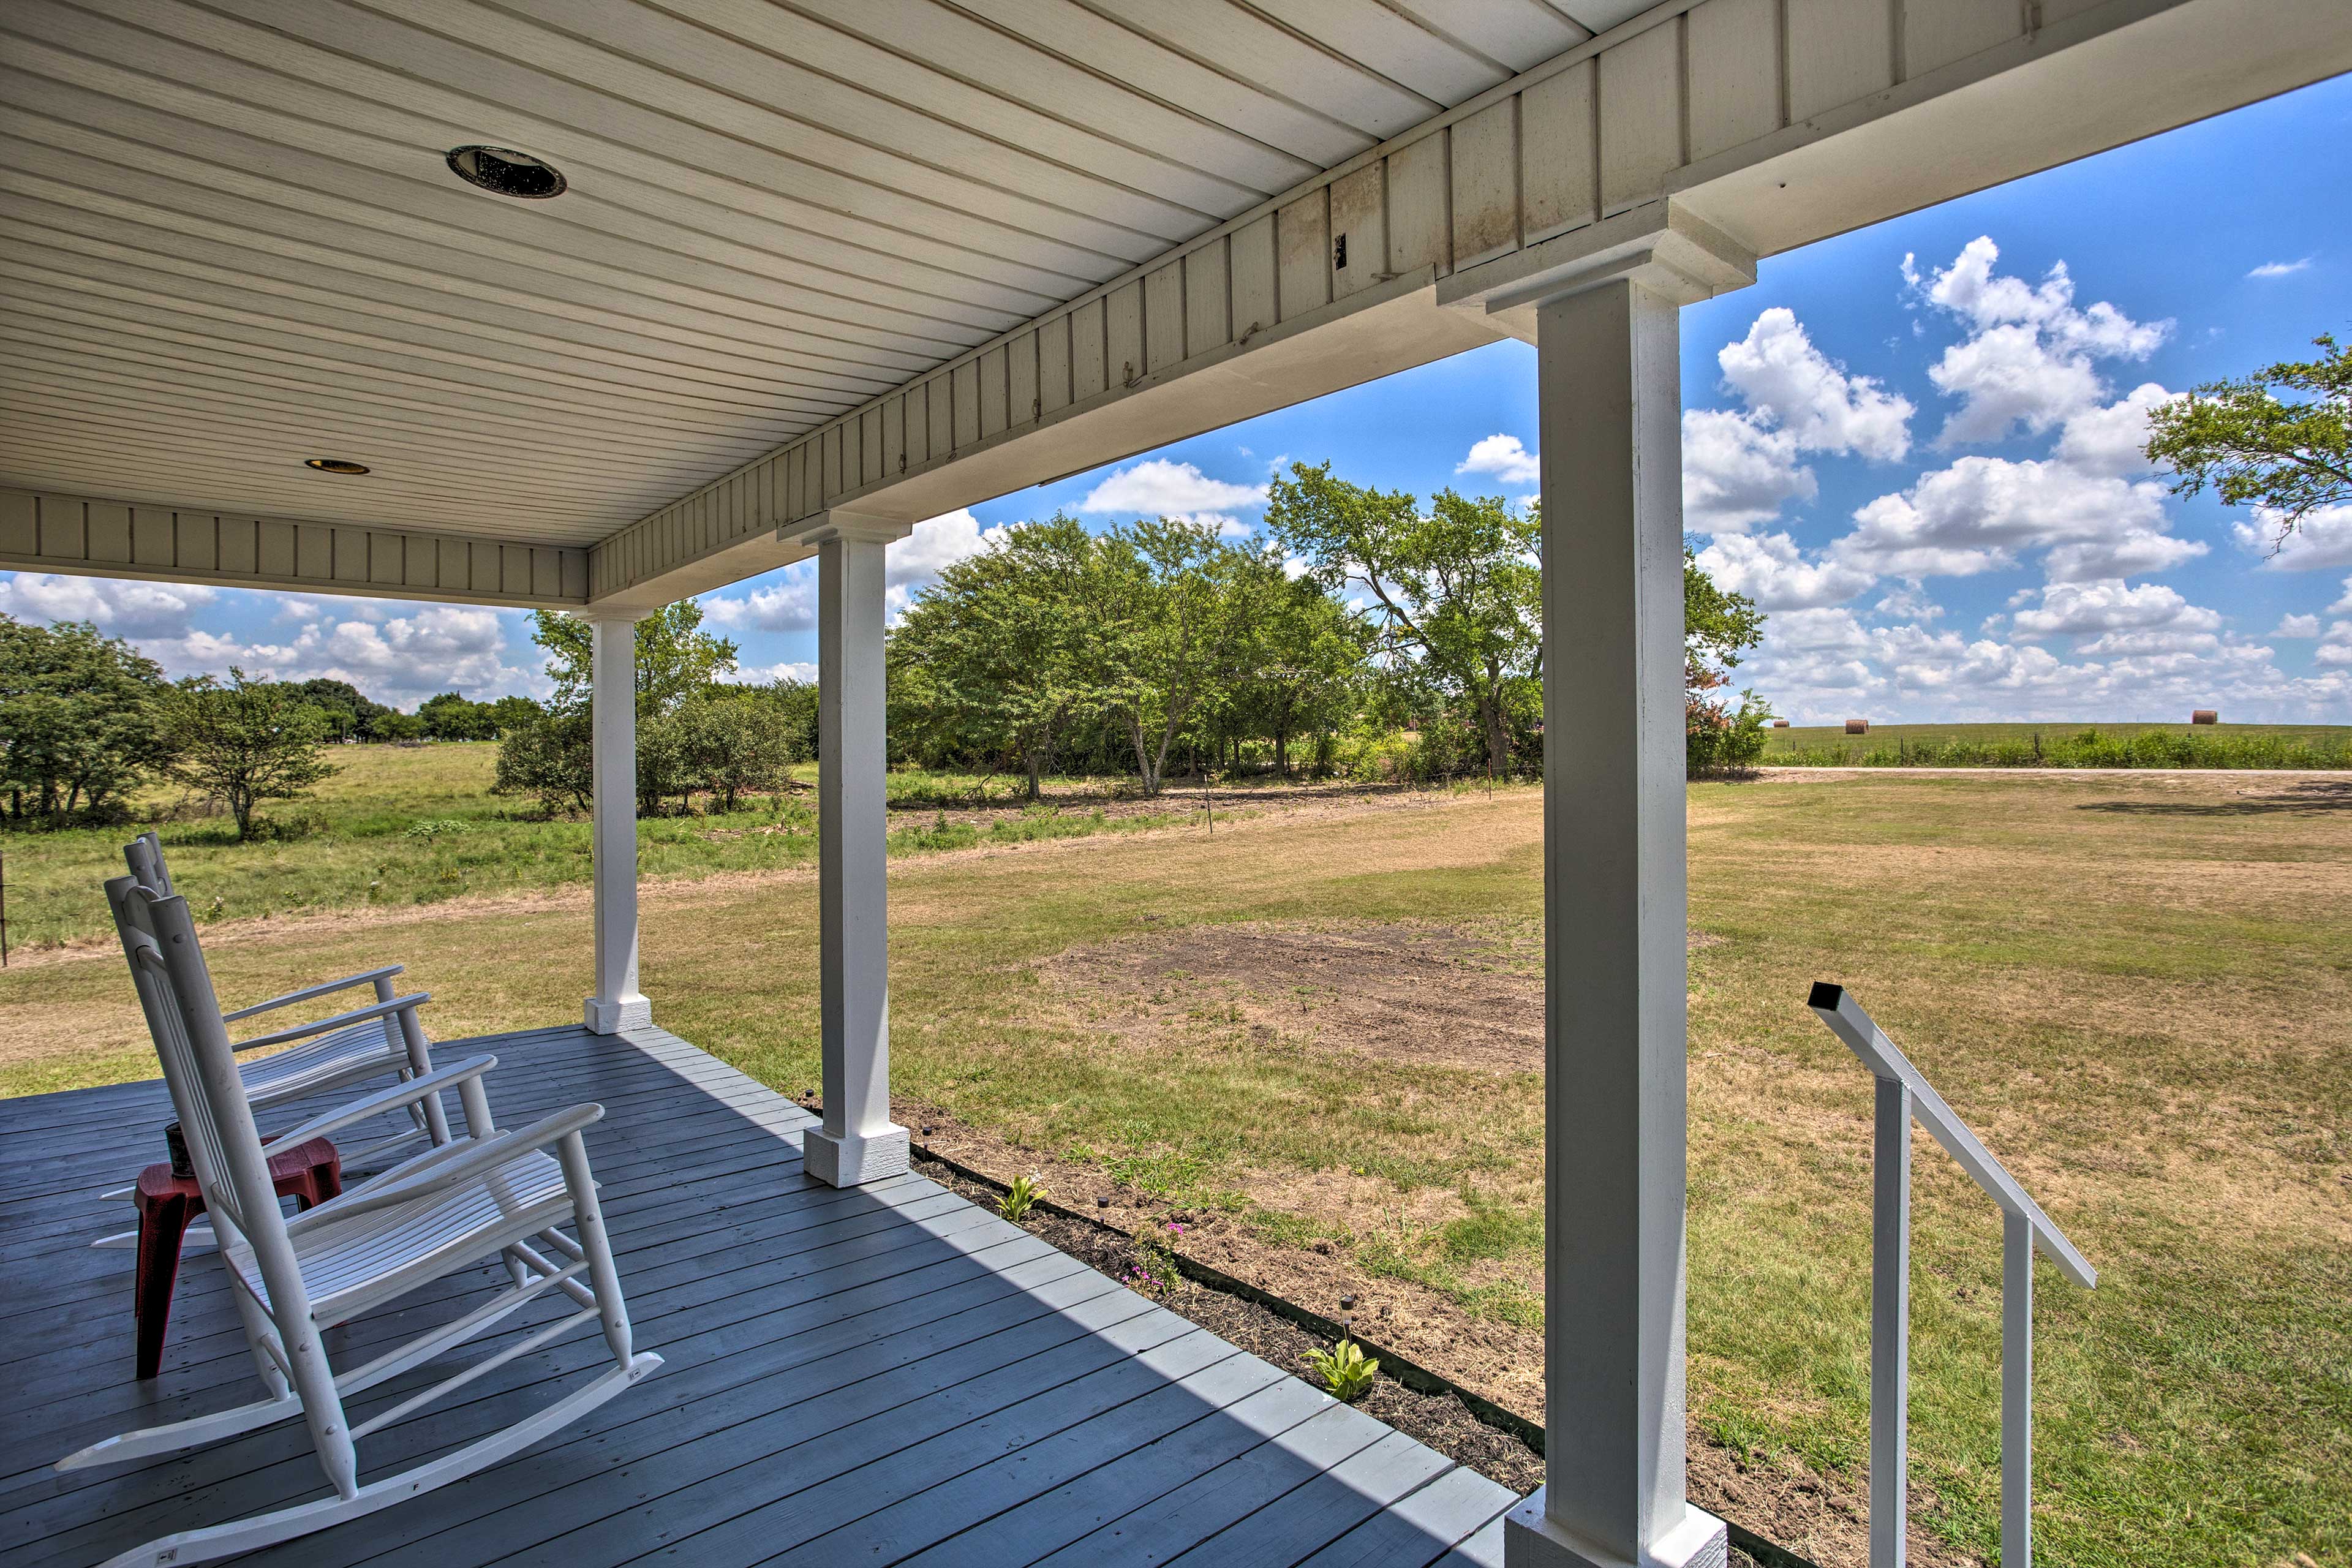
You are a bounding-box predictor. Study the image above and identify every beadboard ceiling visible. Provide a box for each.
[0,0,1646,547]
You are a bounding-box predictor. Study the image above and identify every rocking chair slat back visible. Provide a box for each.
[126,831,175,895]
[104,876,246,1235]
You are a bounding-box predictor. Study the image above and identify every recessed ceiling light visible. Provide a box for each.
[306,458,370,475]
[445,145,567,200]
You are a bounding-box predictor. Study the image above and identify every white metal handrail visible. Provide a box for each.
[1807,982,2097,1568]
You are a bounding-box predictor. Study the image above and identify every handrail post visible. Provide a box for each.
[1872,1074,1911,1568]
[2003,1210,2034,1568]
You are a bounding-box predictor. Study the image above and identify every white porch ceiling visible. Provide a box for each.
[0,0,1627,548]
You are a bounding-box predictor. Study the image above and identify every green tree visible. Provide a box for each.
[1683,548,1770,773]
[1225,561,1370,778]
[0,615,170,826]
[888,516,1101,799]
[416,692,497,741]
[160,669,338,840]
[1268,463,1540,780]
[531,601,739,719]
[2146,334,2352,549]
[1095,518,1256,796]
[488,694,545,734]
[287,677,391,742]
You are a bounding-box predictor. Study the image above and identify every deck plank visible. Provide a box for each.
[0,1022,1525,1566]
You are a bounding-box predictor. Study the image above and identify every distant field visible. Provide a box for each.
[1765,721,2352,768]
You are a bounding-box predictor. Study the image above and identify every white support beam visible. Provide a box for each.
[1494,227,1748,1568]
[801,511,914,1189]
[0,485,589,609]
[584,612,650,1036]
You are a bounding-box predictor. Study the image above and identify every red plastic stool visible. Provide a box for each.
[131,1137,342,1379]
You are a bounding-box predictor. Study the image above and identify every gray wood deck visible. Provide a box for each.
[0,1022,1518,1567]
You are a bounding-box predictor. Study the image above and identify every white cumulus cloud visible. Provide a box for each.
[2009,579,2222,641]
[1693,530,1875,610]
[725,660,818,685]
[2247,257,2313,279]
[702,578,815,634]
[1682,310,1914,535]
[0,572,218,638]
[2236,503,2352,570]
[1909,237,2169,445]
[703,507,1008,633]
[1457,434,1543,486]
[1834,394,2203,585]
[1080,459,1267,531]
[1716,309,1913,461]
[1682,410,1814,533]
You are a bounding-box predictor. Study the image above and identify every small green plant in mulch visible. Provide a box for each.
[998,1170,1047,1222]
[1126,1218,1188,1295]
[1305,1337,1380,1402]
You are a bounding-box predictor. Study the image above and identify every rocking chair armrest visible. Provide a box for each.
[260,1054,499,1153]
[222,966,405,1022]
[232,992,432,1052]
[290,1102,606,1225]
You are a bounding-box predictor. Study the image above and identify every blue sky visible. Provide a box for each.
[7,73,2350,722]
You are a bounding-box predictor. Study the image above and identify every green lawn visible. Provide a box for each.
[3,771,2345,1567]
[0,744,1211,951]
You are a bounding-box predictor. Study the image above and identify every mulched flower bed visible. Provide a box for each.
[918,1149,1540,1496]
[914,1150,1805,1567]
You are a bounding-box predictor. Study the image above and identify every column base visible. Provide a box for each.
[1505,1495,1727,1568]
[804,1123,910,1188]
[582,994,652,1035]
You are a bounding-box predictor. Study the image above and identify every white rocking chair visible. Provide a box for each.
[67,875,662,1568]
[102,832,453,1200]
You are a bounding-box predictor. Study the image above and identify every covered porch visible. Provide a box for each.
[2,1,2346,1564]
[0,1019,1518,1566]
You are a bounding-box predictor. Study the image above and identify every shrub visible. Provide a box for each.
[492,710,593,817]
[674,692,800,813]
[1687,686,1773,774]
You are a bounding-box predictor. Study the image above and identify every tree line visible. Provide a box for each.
[889,462,1771,796]
[0,461,1771,839]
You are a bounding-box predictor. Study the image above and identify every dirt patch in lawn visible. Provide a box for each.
[1042,920,1724,1077]
[1047,921,1544,1072]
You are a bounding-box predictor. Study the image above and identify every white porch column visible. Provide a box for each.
[797,512,914,1188]
[1439,209,1751,1568]
[584,611,651,1035]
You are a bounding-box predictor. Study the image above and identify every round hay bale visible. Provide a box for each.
[1771,718,1791,728]
[2191,709,2218,725]
[1844,718,1869,735]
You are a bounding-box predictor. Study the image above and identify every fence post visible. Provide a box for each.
[2003,1210,2034,1568]
[1872,1074,1912,1568]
